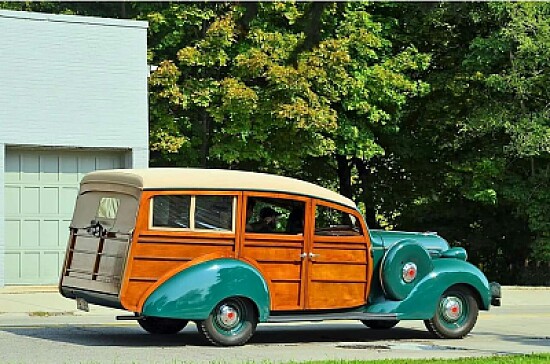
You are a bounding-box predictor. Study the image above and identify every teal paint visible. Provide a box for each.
[142,259,271,322]
[370,230,450,253]
[380,240,434,301]
[366,258,491,319]
[441,247,468,261]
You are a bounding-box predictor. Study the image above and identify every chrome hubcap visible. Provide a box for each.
[217,304,239,329]
[441,296,463,322]
[402,262,418,283]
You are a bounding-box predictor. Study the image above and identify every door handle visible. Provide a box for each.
[300,253,308,259]
[309,253,319,259]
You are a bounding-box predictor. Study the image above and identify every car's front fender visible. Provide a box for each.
[366,258,491,319]
[141,258,270,321]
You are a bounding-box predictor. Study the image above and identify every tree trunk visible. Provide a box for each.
[355,158,381,229]
[336,154,352,198]
[200,112,210,167]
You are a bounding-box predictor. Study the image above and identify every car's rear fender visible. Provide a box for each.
[140,258,270,321]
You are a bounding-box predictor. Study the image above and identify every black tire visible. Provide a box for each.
[361,320,400,330]
[424,286,479,339]
[137,316,188,335]
[197,297,257,346]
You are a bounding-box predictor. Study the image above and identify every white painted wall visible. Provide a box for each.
[0,10,149,286]
[0,144,5,286]
[0,10,149,160]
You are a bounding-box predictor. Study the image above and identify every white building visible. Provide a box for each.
[0,10,149,286]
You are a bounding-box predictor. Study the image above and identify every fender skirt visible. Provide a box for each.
[141,259,270,322]
[367,258,491,320]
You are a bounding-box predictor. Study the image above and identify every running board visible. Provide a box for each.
[267,312,397,323]
[116,315,144,321]
[116,312,397,323]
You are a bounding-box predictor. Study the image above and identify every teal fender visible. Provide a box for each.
[141,259,270,321]
[366,258,491,319]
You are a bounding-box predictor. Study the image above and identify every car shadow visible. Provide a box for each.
[0,322,435,347]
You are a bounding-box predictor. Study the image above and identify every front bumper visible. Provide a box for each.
[489,282,502,306]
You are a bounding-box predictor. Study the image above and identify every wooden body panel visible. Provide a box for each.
[241,235,305,310]
[119,191,241,311]
[119,189,373,314]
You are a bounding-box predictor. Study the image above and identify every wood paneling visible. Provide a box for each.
[241,237,305,310]
[270,282,302,310]
[309,263,367,282]
[119,191,240,311]
[307,282,366,309]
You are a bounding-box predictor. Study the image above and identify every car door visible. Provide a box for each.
[305,200,372,310]
[239,192,311,311]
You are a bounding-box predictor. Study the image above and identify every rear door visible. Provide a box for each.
[60,191,139,295]
[240,193,311,311]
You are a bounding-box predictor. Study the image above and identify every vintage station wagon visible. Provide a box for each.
[59,168,501,346]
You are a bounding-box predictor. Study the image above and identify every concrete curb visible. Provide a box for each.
[0,285,58,294]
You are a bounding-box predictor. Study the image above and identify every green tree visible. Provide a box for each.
[383,2,549,280]
[149,3,429,230]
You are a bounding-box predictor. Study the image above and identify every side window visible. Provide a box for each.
[315,205,361,236]
[150,194,234,231]
[195,196,233,231]
[152,195,191,228]
[246,197,305,235]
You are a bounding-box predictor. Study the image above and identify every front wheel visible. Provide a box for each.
[361,320,399,330]
[197,297,258,346]
[424,286,479,339]
[138,316,188,335]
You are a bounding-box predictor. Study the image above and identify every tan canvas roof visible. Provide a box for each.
[81,168,357,209]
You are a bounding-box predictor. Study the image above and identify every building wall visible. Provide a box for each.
[0,10,148,158]
[0,144,5,286]
[0,10,149,285]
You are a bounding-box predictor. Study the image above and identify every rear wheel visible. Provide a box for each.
[424,286,479,339]
[138,316,188,335]
[198,297,257,346]
[361,320,399,330]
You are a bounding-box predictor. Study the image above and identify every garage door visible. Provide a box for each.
[4,148,126,285]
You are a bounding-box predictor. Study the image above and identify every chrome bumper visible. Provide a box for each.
[490,282,502,306]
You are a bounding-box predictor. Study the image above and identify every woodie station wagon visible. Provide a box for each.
[59,168,501,346]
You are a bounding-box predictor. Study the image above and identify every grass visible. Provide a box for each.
[301,354,550,364]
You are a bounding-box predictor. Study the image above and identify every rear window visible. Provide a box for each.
[70,191,139,234]
[97,197,120,219]
[151,194,234,232]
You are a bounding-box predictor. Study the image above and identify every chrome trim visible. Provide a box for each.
[402,262,417,283]
[441,296,463,322]
[217,304,239,329]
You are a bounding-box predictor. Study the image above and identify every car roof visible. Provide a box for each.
[81,168,357,209]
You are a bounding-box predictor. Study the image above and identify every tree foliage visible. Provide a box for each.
[381,2,550,277]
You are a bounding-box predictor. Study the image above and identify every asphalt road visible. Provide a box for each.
[0,289,549,363]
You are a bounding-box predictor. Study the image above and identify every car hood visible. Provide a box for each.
[369,230,450,255]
